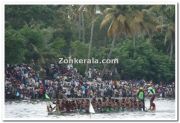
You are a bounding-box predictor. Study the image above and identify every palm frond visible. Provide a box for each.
[134,11,144,23]
[117,15,126,23]
[104,8,116,14]
[100,13,113,29]
[107,18,115,37]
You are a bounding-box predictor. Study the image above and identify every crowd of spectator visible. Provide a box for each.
[5,63,175,100]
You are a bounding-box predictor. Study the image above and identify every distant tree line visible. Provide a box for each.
[5,5,175,83]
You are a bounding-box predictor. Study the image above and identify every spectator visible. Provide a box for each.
[5,64,175,100]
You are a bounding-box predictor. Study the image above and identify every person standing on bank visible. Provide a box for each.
[137,87,145,111]
[147,83,156,111]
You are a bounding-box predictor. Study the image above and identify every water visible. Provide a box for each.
[5,98,176,120]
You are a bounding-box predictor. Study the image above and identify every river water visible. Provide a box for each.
[4,98,176,121]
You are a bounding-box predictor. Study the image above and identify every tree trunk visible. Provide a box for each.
[133,36,136,58]
[107,35,116,59]
[86,21,95,72]
[169,40,173,62]
[101,35,116,77]
[78,14,81,41]
[133,36,136,49]
[161,15,163,32]
[82,12,85,43]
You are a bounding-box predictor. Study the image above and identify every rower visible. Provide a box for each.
[102,98,106,112]
[147,83,156,111]
[121,98,125,111]
[97,99,102,113]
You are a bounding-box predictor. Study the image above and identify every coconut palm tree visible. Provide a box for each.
[78,5,103,73]
[100,5,157,76]
[100,6,131,76]
[164,22,175,61]
[146,5,175,61]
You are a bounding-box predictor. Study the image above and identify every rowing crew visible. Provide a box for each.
[47,97,146,113]
[47,85,156,113]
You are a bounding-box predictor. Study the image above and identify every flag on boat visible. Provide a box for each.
[89,101,95,114]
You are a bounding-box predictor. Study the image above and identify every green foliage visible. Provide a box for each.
[50,38,66,56]
[20,25,45,62]
[5,5,175,83]
[5,5,56,29]
[113,38,175,82]
[5,27,26,64]
[71,41,88,58]
[70,41,88,75]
